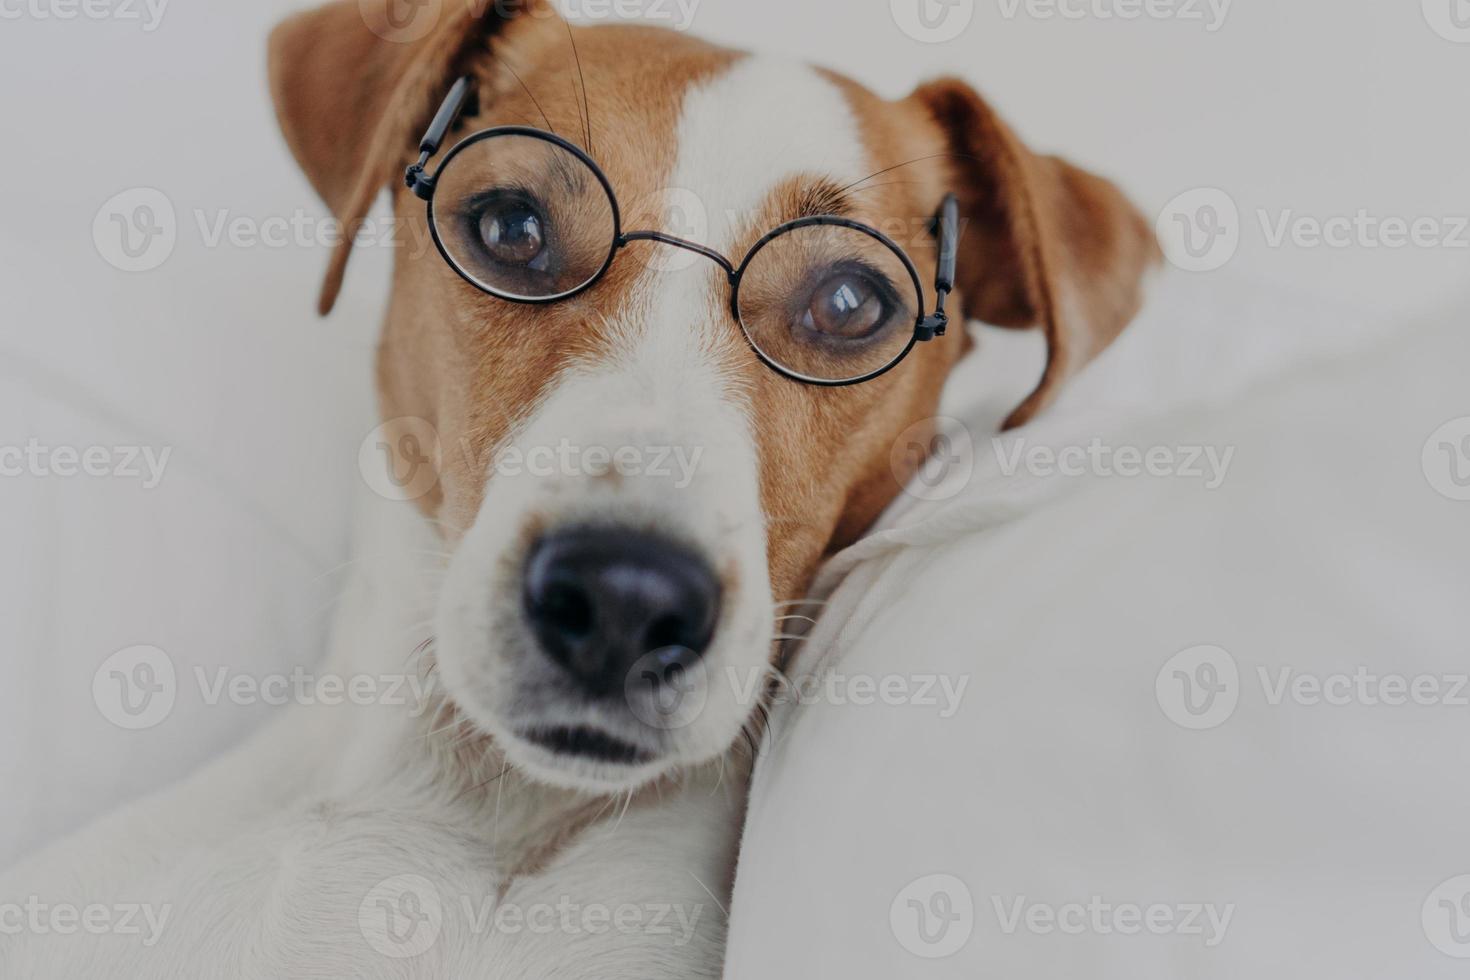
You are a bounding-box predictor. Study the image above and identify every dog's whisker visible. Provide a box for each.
[491,757,511,847]
[563,18,592,152]
[608,787,636,837]
[836,151,977,195]
[490,52,556,135]
[844,180,927,195]
[687,871,730,921]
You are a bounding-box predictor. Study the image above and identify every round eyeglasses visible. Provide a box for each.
[406,78,959,386]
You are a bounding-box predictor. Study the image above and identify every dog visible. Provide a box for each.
[0,1,1154,975]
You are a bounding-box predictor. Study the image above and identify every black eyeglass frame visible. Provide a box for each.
[405,77,960,387]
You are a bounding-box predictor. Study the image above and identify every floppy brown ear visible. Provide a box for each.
[911,78,1158,429]
[268,0,553,314]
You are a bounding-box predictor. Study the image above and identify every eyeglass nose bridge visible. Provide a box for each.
[616,230,739,283]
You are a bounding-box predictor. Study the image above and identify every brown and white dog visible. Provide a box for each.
[0,2,1153,976]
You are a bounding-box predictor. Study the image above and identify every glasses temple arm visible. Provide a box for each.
[918,193,961,341]
[406,76,476,201]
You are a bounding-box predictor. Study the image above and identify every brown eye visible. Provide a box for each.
[477,198,547,268]
[801,271,891,340]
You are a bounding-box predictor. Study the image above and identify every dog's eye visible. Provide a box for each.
[799,270,893,341]
[475,194,549,270]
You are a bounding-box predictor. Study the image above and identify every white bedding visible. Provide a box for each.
[724,275,1470,977]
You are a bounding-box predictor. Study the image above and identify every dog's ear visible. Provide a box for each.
[268,0,554,314]
[911,78,1158,429]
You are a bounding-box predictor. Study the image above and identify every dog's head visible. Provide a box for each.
[269,0,1155,792]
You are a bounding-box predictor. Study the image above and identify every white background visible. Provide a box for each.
[1,0,1467,878]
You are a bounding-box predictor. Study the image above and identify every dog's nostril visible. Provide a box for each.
[534,582,595,638]
[522,528,722,698]
[645,613,692,654]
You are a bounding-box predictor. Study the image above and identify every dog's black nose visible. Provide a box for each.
[523,528,721,697]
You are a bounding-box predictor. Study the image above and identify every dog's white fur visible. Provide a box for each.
[0,57,867,977]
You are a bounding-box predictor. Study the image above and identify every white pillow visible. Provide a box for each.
[725,276,1470,977]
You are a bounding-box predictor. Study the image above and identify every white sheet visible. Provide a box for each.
[724,274,1470,978]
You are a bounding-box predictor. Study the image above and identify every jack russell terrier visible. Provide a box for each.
[0,1,1154,975]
